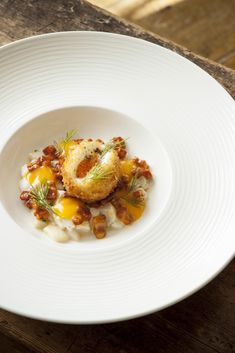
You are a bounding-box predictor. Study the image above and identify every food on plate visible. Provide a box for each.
[62,139,121,202]
[19,129,153,242]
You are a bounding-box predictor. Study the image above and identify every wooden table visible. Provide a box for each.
[0,1,234,352]
[136,0,235,71]
[93,0,235,71]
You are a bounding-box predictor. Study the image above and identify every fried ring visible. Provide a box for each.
[62,140,121,202]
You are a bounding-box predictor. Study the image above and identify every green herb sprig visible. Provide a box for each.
[30,181,53,212]
[83,164,114,182]
[54,128,78,155]
[84,138,128,181]
[121,175,145,208]
[127,173,138,193]
[100,138,128,159]
[122,195,145,207]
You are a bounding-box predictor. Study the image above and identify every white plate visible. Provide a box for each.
[0,32,234,323]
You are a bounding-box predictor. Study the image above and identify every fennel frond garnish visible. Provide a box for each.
[30,181,53,212]
[121,175,145,208]
[100,138,127,159]
[127,174,138,193]
[84,164,114,181]
[54,128,78,155]
[122,196,145,207]
[84,138,127,181]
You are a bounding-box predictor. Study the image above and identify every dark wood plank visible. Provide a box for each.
[0,1,234,353]
[135,0,235,70]
[0,310,222,353]
[0,332,34,353]
[0,0,234,98]
[0,260,234,353]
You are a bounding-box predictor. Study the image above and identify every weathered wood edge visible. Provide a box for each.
[0,1,234,352]
[79,0,235,99]
[0,0,234,98]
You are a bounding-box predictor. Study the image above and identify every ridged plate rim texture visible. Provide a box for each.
[0,31,234,323]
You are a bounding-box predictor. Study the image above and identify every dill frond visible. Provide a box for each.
[30,181,53,212]
[54,129,78,155]
[84,138,128,181]
[121,195,145,208]
[100,138,128,159]
[120,175,145,208]
[84,163,114,181]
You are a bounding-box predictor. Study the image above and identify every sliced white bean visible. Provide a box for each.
[136,176,149,191]
[51,160,58,167]
[29,150,42,160]
[57,190,66,198]
[68,229,81,241]
[43,224,70,243]
[21,164,28,177]
[19,178,31,191]
[76,221,91,234]
[53,215,73,230]
[99,203,117,227]
[90,208,100,217]
[111,219,124,229]
[34,219,48,230]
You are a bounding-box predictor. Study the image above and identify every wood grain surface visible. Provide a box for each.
[0,1,234,352]
[89,0,183,19]
[89,0,235,70]
[136,0,235,70]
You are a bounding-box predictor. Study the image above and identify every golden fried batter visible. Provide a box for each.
[62,140,121,202]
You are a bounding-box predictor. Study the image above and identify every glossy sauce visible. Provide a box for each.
[27,166,55,185]
[115,188,145,222]
[76,154,99,178]
[62,141,78,155]
[120,159,135,181]
[53,197,83,220]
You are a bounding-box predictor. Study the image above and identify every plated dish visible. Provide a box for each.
[19,130,152,242]
[0,32,234,324]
